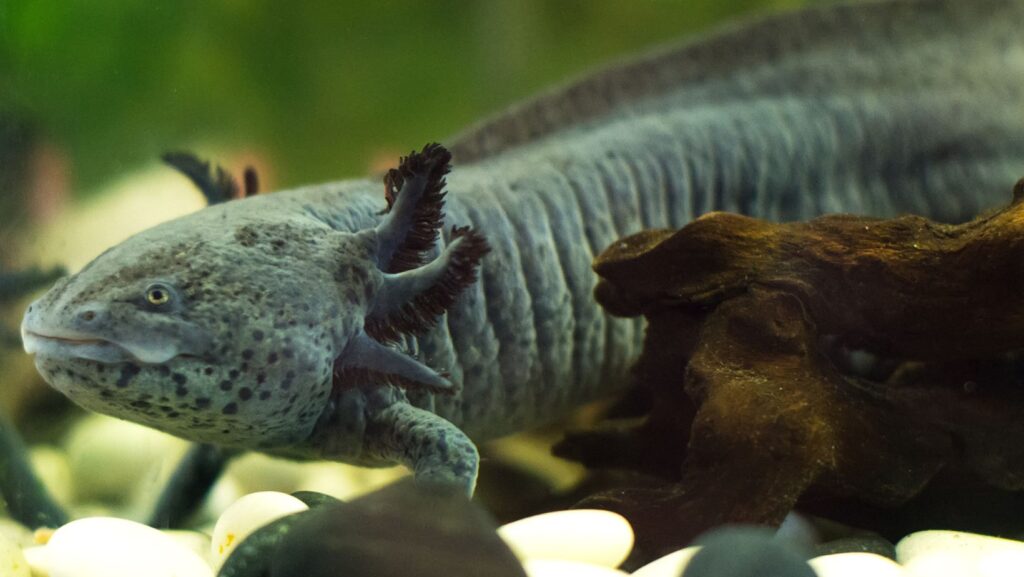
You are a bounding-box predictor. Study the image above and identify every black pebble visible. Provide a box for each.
[683,526,816,577]
[814,535,896,559]
[266,481,527,577]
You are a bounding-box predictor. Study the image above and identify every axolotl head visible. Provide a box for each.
[21,144,487,450]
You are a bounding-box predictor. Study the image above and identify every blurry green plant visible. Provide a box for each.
[0,0,815,195]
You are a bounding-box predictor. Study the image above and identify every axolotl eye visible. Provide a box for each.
[145,283,174,306]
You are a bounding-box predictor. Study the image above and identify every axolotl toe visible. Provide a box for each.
[22,145,489,492]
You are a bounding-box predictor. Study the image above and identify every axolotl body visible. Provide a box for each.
[20,0,1024,493]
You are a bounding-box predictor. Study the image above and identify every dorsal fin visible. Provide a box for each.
[449,0,1012,162]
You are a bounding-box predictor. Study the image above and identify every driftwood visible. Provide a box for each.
[558,179,1024,561]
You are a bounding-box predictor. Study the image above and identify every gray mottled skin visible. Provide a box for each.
[20,0,1024,492]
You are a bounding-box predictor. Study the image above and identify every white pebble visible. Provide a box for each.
[630,546,701,577]
[499,510,633,568]
[898,529,1024,577]
[0,519,35,548]
[903,550,976,577]
[44,517,212,577]
[22,546,49,576]
[523,559,630,577]
[211,491,308,568]
[164,531,212,566]
[903,546,1024,577]
[808,552,906,577]
[897,530,1024,563]
[978,548,1024,577]
[0,532,32,577]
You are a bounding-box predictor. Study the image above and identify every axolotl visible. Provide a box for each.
[19,0,1024,494]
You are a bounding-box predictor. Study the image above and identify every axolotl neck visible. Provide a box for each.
[22,145,488,451]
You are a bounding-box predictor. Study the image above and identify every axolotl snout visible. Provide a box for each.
[22,146,489,490]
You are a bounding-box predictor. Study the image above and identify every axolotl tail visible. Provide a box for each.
[401,0,1024,439]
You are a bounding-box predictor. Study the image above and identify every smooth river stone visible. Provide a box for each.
[898,530,1024,576]
[630,547,702,577]
[896,530,1024,564]
[0,532,31,577]
[682,527,815,577]
[268,480,527,577]
[808,552,907,577]
[523,559,629,577]
[43,517,212,577]
[211,491,308,569]
[498,510,634,568]
[902,546,1024,577]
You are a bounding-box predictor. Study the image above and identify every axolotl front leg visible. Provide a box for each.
[357,392,481,491]
[310,383,481,493]
[301,144,490,493]
[145,145,487,525]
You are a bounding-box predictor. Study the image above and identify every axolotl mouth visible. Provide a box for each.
[21,327,190,365]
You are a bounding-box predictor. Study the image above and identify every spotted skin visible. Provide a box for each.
[21,0,1024,493]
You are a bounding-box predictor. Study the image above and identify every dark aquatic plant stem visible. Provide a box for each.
[0,409,68,528]
[148,443,240,528]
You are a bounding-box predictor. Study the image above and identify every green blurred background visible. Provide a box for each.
[0,1,817,227]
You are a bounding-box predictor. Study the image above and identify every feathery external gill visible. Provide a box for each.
[379,143,451,273]
[366,226,490,343]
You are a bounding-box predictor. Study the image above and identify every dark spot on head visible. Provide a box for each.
[172,373,187,385]
[238,387,252,400]
[257,372,267,384]
[195,397,211,409]
[219,380,233,391]
[204,367,214,375]
[116,364,141,388]
[229,369,240,379]
[242,349,254,360]
[222,402,238,415]
[176,385,189,397]
[235,225,258,247]
[252,330,264,341]
[268,352,279,364]
[158,366,171,377]
[259,391,271,400]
